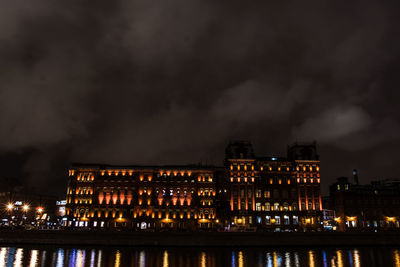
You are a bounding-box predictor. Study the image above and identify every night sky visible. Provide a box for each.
[1,0,399,196]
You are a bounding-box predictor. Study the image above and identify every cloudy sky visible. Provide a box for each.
[0,0,399,196]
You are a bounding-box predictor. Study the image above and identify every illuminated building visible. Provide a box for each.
[65,141,323,231]
[225,141,323,231]
[327,171,400,231]
[65,165,224,230]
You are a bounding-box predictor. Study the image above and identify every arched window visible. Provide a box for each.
[283,202,289,211]
[292,202,298,211]
[265,202,270,211]
[274,203,280,211]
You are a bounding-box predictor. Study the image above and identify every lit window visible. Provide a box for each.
[256,203,262,211]
[283,215,290,225]
[266,216,271,225]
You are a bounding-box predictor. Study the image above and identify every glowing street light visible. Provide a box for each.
[37,207,44,213]
[23,204,30,212]
[6,203,13,211]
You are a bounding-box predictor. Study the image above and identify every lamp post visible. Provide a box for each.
[22,204,29,228]
[36,207,44,229]
[6,203,14,227]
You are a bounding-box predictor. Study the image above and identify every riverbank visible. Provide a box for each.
[1,230,400,247]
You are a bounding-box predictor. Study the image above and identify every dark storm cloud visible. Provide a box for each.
[0,0,399,195]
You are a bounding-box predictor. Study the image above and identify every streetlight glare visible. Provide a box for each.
[37,207,44,213]
[7,203,13,210]
[23,204,30,211]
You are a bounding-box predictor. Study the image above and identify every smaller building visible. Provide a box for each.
[326,171,400,231]
[0,192,58,228]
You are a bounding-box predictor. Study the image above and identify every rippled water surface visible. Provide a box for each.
[0,246,399,266]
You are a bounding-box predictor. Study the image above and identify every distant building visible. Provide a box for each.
[0,192,58,228]
[65,141,323,231]
[326,172,400,231]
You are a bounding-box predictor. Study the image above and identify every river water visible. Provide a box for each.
[0,246,399,266]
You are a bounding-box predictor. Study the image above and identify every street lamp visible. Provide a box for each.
[7,203,13,211]
[23,205,30,212]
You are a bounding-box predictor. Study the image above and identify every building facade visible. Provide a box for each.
[65,165,224,230]
[65,141,323,231]
[225,141,322,231]
[327,172,400,231]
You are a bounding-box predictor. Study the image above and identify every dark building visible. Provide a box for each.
[0,192,58,228]
[65,141,323,231]
[326,172,400,231]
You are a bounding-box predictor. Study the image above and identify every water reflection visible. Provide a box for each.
[308,250,315,267]
[163,250,169,267]
[394,250,400,267]
[0,246,399,266]
[14,248,23,267]
[29,250,38,267]
[56,249,64,267]
[114,250,121,267]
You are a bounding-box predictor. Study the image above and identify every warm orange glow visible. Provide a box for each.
[269,179,273,184]
[387,217,396,222]
[260,166,264,171]
[188,171,192,176]
[119,191,125,204]
[148,175,152,181]
[112,191,118,204]
[107,170,112,176]
[98,191,104,204]
[115,170,119,176]
[127,191,132,205]
[121,171,126,176]
[166,171,171,176]
[128,170,133,176]
[139,175,144,181]
[6,203,13,211]
[317,178,320,183]
[346,216,357,221]
[100,171,105,176]
[251,178,254,182]
[105,192,111,204]
[244,177,247,183]
[288,180,291,184]
[37,207,44,213]
[278,179,282,184]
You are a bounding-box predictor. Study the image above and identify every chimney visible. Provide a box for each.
[353,169,359,185]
